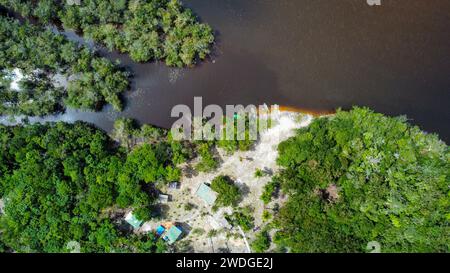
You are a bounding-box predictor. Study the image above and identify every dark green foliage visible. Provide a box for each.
[0,16,129,115]
[226,207,255,232]
[117,143,182,213]
[0,122,178,252]
[275,107,449,253]
[1,0,214,67]
[251,230,271,253]
[210,175,241,208]
[195,141,218,173]
[112,117,190,172]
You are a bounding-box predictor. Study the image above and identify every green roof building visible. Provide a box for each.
[164,226,183,245]
[125,212,143,229]
[195,183,217,206]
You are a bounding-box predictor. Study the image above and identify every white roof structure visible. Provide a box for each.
[125,211,143,229]
[195,183,217,206]
[158,194,170,204]
[0,198,4,215]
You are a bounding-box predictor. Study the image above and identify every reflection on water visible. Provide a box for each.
[1,0,449,142]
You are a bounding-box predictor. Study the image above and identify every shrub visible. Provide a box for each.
[211,176,241,207]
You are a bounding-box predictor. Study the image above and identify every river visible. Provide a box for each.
[3,0,450,142]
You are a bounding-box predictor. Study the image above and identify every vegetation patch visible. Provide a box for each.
[251,230,271,253]
[0,0,214,66]
[0,17,129,115]
[226,206,255,232]
[210,175,241,208]
[260,179,280,205]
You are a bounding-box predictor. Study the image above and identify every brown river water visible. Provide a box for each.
[3,0,450,142]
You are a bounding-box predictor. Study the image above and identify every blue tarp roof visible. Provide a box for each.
[156,225,166,236]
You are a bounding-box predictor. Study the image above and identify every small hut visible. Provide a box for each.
[195,183,217,206]
[125,211,143,229]
[158,194,170,204]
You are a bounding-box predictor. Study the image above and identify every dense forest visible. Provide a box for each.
[0,121,184,252]
[0,0,215,66]
[0,16,129,115]
[273,108,449,252]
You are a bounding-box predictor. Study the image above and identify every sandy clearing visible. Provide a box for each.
[141,112,313,252]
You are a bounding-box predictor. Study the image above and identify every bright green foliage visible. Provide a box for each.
[260,180,280,205]
[251,230,271,253]
[0,16,129,115]
[117,142,182,213]
[0,122,178,252]
[0,0,215,67]
[210,175,241,208]
[262,210,272,222]
[275,107,449,253]
[254,169,264,178]
[122,143,170,183]
[111,117,192,168]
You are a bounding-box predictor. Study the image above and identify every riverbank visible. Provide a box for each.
[2,1,449,141]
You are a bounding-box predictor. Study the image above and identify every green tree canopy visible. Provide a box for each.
[0,0,215,67]
[211,175,241,208]
[0,122,178,252]
[274,107,449,253]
